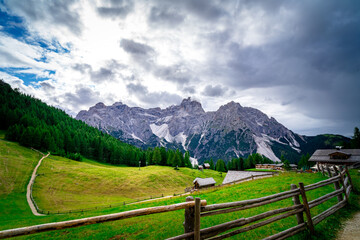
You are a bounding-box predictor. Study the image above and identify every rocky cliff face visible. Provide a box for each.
[76,98,304,163]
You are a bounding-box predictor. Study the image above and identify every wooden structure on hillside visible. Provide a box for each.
[193,177,216,189]
[309,149,360,166]
[203,163,210,169]
[222,170,274,185]
[255,163,297,170]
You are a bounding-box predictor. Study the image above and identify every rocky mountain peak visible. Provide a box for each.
[180,97,205,114]
[218,101,242,112]
[91,102,106,110]
[111,101,124,107]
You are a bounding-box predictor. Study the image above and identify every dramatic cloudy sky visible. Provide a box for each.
[0,0,359,136]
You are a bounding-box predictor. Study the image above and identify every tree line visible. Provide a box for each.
[0,80,191,168]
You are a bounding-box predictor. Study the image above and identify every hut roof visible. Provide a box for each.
[204,163,210,168]
[309,149,360,164]
[222,171,273,185]
[193,177,216,187]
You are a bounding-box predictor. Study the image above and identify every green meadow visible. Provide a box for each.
[0,134,359,239]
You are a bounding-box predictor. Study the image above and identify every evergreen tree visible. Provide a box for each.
[152,147,162,165]
[352,127,360,148]
[210,158,215,170]
[239,157,244,170]
[184,151,192,168]
[160,147,167,165]
[215,159,227,172]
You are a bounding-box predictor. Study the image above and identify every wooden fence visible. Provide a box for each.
[169,166,353,240]
[0,167,354,240]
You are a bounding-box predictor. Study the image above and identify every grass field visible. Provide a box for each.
[33,155,225,212]
[0,134,359,239]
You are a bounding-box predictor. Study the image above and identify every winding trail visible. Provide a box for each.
[336,210,360,240]
[26,152,50,216]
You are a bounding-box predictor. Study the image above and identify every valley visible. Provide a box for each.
[1,135,359,239]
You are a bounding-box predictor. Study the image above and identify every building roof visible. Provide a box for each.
[204,163,210,167]
[193,177,216,187]
[222,171,273,185]
[309,149,360,164]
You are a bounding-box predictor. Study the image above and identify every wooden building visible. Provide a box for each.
[193,177,216,189]
[203,163,210,169]
[309,149,360,166]
[255,163,297,170]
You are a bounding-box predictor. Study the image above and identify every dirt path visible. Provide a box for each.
[336,210,360,240]
[26,152,50,216]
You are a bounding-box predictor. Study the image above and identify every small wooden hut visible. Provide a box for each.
[193,177,216,189]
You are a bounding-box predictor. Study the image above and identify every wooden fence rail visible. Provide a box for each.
[0,169,354,240]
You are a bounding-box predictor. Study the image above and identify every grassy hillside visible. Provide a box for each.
[33,156,224,212]
[1,136,359,239]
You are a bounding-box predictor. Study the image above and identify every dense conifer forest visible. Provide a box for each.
[0,80,192,168]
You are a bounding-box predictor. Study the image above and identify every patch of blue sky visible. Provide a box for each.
[0,67,55,86]
[0,9,70,55]
[0,8,29,40]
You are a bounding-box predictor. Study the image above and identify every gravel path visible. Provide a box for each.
[336,211,360,240]
[26,152,50,216]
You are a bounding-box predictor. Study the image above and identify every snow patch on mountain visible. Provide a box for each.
[175,132,187,150]
[253,134,281,162]
[150,123,173,142]
[131,133,144,143]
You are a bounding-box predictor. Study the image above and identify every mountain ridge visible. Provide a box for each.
[76,98,324,164]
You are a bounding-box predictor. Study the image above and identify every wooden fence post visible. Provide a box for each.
[298,182,315,234]
[333,166,339,176]
[326,166,332,178]
[291,184,304,225]
[345,166,354,190]
[333,178,343,203]
[194,198,201,240]
[320,164,325,176]
[184,196,195,239]
[340,172,349,203]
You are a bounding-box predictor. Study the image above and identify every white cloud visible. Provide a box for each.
[0,0,359,136]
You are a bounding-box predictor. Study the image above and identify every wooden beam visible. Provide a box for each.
[194,198,201,240]
[304,175,340,191]
[291,184,304,224]
[263,223,307,240]
[201,191,299,217]
[299,182,315,234]
[308,188,343,209]
[202,188,300,212]
[206,208,304,240]
[0,200,207,239]
[312,199,347,225]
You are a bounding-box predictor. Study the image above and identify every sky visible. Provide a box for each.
[0,0,359,137]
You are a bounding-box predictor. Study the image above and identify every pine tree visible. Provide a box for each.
[215,159,227,172]
[184,151,192,168]
[152,147,162,165]
[210,159,215,170]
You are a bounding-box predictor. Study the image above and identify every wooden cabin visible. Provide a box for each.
[193,177,216,189]
[203,163,210,169]
[309,149,360,167]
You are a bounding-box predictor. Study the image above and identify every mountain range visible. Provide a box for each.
[76,98,349,164]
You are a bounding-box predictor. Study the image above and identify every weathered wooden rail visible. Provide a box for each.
[0,167,354,239]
